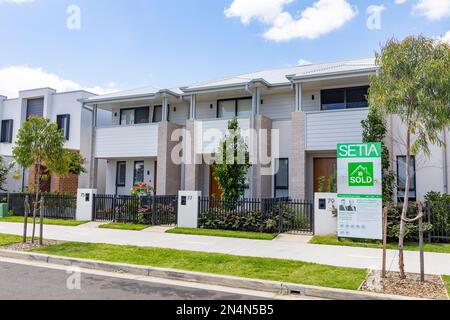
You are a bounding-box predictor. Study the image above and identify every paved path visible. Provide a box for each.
[1,222,449,275]
[0,259,271,300]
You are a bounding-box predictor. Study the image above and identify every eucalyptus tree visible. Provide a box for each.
[369,36,450,278]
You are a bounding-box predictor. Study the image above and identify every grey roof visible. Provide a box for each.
[181,58,376,91]
[83,58,376,103]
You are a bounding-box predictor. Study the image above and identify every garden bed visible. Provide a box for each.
[361,271,449,300]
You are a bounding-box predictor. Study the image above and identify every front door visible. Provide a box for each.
[209,165,222,199]
[313,158,337,193]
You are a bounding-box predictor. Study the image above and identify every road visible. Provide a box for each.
[0,260,272,300]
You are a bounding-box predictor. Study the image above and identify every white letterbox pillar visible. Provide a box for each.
[177,191,201,228]
[76,189,97,221]
[314,193,338,236]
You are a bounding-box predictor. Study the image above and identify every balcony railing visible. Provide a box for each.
[194,118,251,154]
[305,108,369,151]
[95,123,159,158]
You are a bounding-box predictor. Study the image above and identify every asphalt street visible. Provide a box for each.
[0,261,269,300]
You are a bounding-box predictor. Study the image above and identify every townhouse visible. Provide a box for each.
[0,88,110,194]
[80,58,449,201]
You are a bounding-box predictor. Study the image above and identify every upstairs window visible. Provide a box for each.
[321,86,369,111]
[120,107,150,125]
[218,98,252,119]
[57,114,70,140]
[26,98,44,119]
[0,120,13,143]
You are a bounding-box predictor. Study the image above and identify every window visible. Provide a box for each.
[321,86,369,111]
[26,98,44,119]
[120,107,149,125]
[153,106,163,123]
[116,162,126,187]
[0,120,13,143]
[133,161,145,186]
[397,156,417,202]
[57,114,70,140]
[274,159,289,198]
[120,109,135,125]
[218,98,252,119]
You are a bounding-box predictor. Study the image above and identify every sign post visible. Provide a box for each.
[337,143,383,240]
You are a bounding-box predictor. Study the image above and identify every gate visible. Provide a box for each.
[93,194,178,226]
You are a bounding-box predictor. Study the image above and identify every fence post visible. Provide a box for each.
[277,198,283,234]
[426,204,432,244]
[112,195,117,222]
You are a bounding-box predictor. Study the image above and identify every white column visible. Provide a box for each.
[89,104,98,188]
[189,94,197,120]
[162,96,169,122]
[252,87,261,116]
[295,83,303,112]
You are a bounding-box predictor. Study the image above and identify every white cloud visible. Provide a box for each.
[297,59,312,65]
[225,0,357,42]
[440,30,450,44]
[413,0,450,20]
[225,0,293,24]
[0,66,117,98]
[395,0,407,4]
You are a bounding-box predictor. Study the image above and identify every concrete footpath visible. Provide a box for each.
[0,222,449,275]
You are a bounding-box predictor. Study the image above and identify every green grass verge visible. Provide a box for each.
[0,216,89,227]
[32,242,367,290]
[443,275,450,296]
[309,235,450,254]
[166,228,278,240]
[0,234,23,247]
[99,223,150,231]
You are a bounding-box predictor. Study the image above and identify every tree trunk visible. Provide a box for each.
[399,129,411,279]
[31,155,41,244]
[39,196,44,246]
[22,195,30,243]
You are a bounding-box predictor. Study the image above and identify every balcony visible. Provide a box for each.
[95,124,159,159]
[305,108,369,151]
[194,118,251,154]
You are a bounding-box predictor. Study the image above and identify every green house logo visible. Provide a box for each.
[348,162,374,187]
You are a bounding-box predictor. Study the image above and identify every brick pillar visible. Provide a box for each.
[251,115,273,198]
[184,119,202,191]
[290,112,306,200]
[156,121,182,196]
[51,173,79,195]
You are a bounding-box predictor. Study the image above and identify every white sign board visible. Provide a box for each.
[337,143,382,240]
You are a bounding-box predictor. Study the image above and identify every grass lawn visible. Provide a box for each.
[443,275,450,296]
[0,216,89,227]
[0,233,23,247]
[99,223,150,231]
[33,242,367,290]
[309,235,450,254]
[166,228,278,240]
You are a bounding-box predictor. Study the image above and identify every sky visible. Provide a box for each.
[0,0,449,98]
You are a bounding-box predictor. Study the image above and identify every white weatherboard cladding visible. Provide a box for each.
[260,92,294,120]
[195,118,250,154]
[95,124,159,158]
[305,109,369,150]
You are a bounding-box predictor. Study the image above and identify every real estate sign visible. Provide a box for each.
[337,143,383,240]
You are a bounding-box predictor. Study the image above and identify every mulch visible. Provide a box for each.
[3,240,61,251]
[361,270,449,300]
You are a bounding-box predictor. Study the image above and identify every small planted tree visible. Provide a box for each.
[369,36,450,278]
[361,106,395,203]
[214,117,251,202]
[13,117,70,245]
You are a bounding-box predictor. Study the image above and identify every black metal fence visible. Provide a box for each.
[198,197,314,234]
[7,193,76,220]
[93,194,178,225]
[425,204,450,243]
